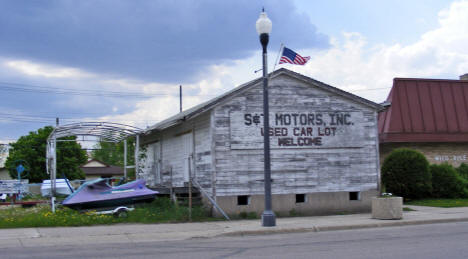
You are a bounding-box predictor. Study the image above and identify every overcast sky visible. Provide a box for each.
[1,0,467,144]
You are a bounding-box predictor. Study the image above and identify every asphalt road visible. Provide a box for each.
[2,222,468,259]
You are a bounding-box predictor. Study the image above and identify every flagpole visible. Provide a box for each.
[272,43,284,73]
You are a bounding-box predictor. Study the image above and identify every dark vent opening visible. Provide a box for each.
[349,192,360,201]
[237,195,250,205]
[296,194,306,203]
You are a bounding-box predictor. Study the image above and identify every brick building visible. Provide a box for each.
[378,75,468,166]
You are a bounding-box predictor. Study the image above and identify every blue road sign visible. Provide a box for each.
[16,164,25,174]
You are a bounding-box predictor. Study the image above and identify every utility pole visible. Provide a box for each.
[180,85,182,113]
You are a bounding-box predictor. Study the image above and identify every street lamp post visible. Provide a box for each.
[256,9,276,227]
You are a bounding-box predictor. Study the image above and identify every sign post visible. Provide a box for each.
[16,163,26,200]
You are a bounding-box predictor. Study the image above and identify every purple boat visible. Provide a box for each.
[62,178,158,210]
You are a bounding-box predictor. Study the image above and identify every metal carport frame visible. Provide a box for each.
[46,122,142,212]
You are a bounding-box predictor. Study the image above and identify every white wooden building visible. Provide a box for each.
[139,69,383,216]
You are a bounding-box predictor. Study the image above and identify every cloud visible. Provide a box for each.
[95,54,261,129]
[289,0,468,103]
[5,60,93,79]
[111,0,468,128]
[0,57,177,137]
[0,1,329,141]
[3,1,468,143]
[0,52,259,134]
[0,0,329,84]
[98,1,468,129]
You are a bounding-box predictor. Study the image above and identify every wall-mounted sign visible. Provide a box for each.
[434,155,467,162]
[230,111,366,149]
[0,180,29,194]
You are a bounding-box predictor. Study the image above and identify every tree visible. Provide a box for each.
[381,148,432,200]
[91,137,135,167]
[90,137,147,179]
[5,126,87,183]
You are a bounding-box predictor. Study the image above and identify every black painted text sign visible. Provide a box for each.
[230,111,366,149]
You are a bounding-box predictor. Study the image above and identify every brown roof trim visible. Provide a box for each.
[394,78,466,82]
[81,165,124,176]
[380,133,468,143]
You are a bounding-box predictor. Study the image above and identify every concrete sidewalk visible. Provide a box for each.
[1,205,468,248]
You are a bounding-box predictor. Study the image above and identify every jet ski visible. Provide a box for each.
[62,178,158,210]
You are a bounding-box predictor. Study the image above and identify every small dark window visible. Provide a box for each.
[296,194,306,203]
[237,195,250,205]
[349,192,360,201]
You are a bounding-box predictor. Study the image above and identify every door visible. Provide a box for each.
[181,132,193,182]
[153,142,161,184]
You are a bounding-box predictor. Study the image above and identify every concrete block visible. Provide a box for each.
[371,196,403,220]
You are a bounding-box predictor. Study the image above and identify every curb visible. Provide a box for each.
[217,217,468,237]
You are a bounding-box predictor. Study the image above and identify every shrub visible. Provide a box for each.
[431,163,467,198]
[381,148,431,199]
[456,163,468,180]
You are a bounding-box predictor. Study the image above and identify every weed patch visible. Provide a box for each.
[237,211,258,219]
[0,198,216,229]
[405,199,468,208]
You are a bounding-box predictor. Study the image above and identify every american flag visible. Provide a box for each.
[279,47,310,65]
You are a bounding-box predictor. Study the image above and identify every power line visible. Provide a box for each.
[0,112,160,122]
[0,86,391,124]
[0,82,164,98]
[1,110,139,117]
[0,81,218,98]
[0,117,160,124]
[0,80,391,98]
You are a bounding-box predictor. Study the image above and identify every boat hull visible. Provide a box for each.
[65,194,156,210]
[62,179,158,210]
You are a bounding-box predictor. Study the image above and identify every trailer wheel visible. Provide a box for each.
[114,208,129,218]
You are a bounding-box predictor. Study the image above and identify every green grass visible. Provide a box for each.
[0,198,217,229]
[405,198,468,208]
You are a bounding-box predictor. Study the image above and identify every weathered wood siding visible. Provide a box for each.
[139,113,213,190]
[192,113,213,190]
[139,141,160,186]
[213,74,379,196]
